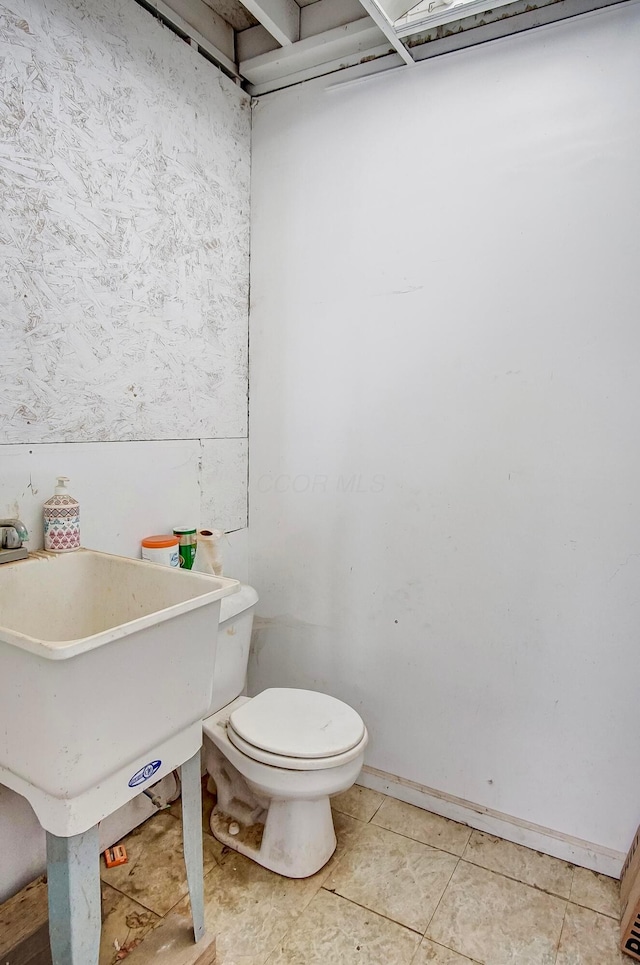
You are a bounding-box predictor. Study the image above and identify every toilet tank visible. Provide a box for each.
[207,584,259,716]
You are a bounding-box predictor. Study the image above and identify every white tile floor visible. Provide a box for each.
[93,782,623,963]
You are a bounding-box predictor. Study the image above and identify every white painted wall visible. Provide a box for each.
[249,3,640,857]
[0,0,250,900]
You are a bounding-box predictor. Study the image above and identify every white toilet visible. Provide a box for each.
[202,585,368,878]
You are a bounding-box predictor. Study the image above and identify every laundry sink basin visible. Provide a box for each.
[0,549,239,836]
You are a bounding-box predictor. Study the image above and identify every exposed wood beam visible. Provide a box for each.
[395,0,515,36]
[237,23,281,62]
[301,0,368,36]
[406,0,632,46]
[240,0,301,46]
[142,0,237,73]
[240,19,387,85]
[201,0,257,30]
[237,0,368,62]
[147,0,234,58]
[356,0,416,64]
[246,42,398,95]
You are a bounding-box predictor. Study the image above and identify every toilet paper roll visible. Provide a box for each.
[196,529,223,576]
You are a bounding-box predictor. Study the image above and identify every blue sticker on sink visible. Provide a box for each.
[128,760,162,788]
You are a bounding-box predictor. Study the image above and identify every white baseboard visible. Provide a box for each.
[358,765,625,879]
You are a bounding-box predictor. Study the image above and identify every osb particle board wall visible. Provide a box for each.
[0,0,250,901]
[0,0,251,445]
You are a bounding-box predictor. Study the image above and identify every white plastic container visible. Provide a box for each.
[141,534,180,568]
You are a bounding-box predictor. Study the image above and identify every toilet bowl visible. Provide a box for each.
[201,587,368,878]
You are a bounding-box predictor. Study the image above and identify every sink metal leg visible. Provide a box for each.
[181,750,206,942]
[46,824,101,965]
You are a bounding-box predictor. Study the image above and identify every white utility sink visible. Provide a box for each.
[0,549,238,836]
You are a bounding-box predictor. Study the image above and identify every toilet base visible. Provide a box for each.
[210,795,337,878]
[203,698,365,879]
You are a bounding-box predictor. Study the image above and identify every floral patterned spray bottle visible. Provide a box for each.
[43,476,80,552]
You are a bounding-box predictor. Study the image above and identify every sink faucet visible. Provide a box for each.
[0,519,29,549]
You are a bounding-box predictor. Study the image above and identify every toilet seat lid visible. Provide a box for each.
[228,688,366,760]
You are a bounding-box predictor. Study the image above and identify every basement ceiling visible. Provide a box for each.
[202,0,258,30]
[138,0,630,95]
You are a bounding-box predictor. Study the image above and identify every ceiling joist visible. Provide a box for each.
[142,0,238,75]
[355,0,415,65]
[138,0,625,96]
[240,18,386,85]
[239,0,300,45]
[247,39,396,95]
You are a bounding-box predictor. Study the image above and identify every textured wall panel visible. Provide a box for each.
[200,436,247,531]
[0,439,248,549]
[0,0,250,443]
[0,441,202,554]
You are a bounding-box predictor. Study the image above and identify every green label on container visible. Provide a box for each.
[174,530,197,570]
[178,542,196,569]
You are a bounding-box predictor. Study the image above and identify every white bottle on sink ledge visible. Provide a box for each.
[43,476,80,553]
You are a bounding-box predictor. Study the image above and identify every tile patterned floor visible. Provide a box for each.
[95,782,623,965]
